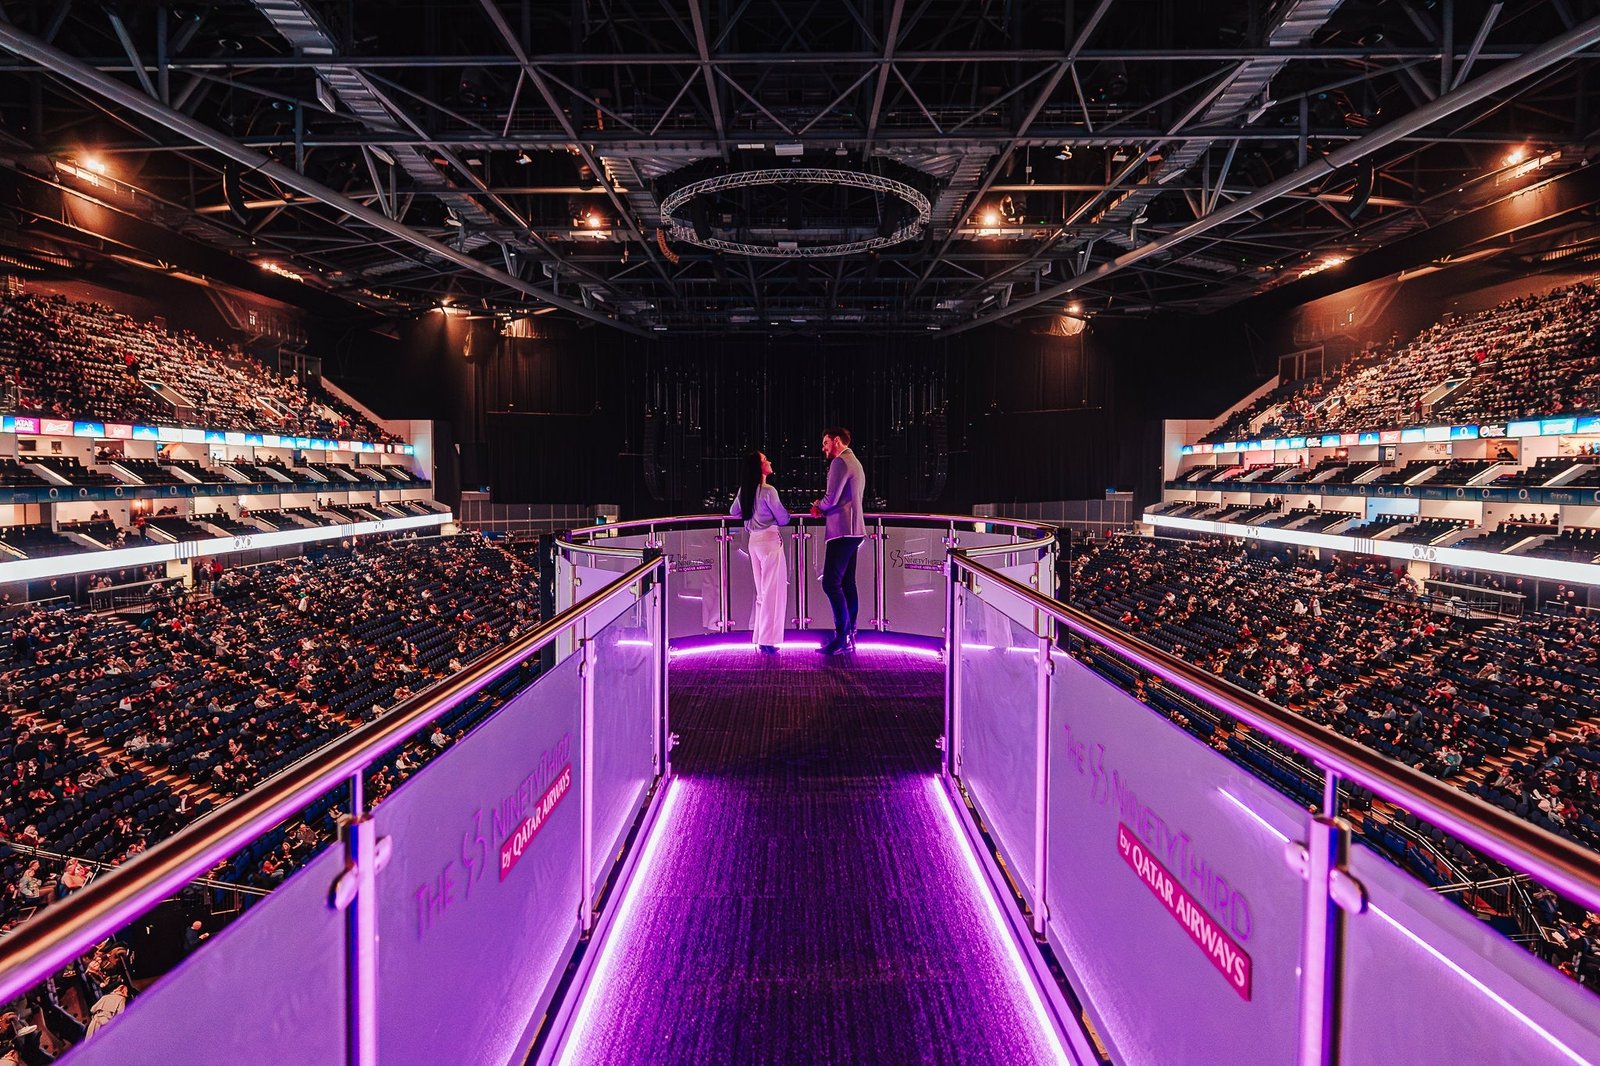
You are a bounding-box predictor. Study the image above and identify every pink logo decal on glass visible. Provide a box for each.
[1119,823,1252,1000]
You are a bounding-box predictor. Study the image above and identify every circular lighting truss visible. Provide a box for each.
[659,168,932,258]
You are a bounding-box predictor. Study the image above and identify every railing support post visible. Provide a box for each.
[873,518,887,632]
[579,633,596,931]
[1296,770,1347,1066]
[338,770,384,1066]
[646,561,669,777]
[718,520,732,633]
[1032,631,1051,935]
[795,519,811,630]
[946,555,964,777]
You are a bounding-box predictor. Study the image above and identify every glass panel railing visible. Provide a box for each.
[796,519,875,639]
[587,586,661,893]
[724,525,758,637]
[374,651,586,1064]
[567,553,647,606]
[556,514,1057,647]
[659,526,726,638]
[878,523,948,637]
[1338,844,1600,1065]
[955,584,1041,909]
[951,548,1600,1066]
[1044,649,1308,1064]
[62,845,347,1065]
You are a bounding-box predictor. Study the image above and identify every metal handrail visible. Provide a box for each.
[950,549,1600,917]
[561,511,1059,542]
[0,842,270,897]
[0,556,664,1004]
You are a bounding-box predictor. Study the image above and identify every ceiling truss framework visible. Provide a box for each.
[0,0,1596,335]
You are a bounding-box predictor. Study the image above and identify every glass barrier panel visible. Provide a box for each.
[1044,651,1308,1065]
[555,551,644,616]
[954,528,1028,553]
[1338,844,1600,1065]
[956,584,1040,907]
[799,524,874,639]
[375,652,586,1065]
[879,524,948,638]
[725,528,758,636]
[658,527,726,639]
[62,845,347,1066]
[587,592,660,896]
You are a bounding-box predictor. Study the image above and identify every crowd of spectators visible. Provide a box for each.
[1068,532,1600,986]
[1202,279,1600,443]
[0,289,393,442]
[0,531,542,1055]
[0,534,537,926]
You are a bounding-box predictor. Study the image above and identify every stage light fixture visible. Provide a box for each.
[1054,146,1073,162]
[1502,146,1527,167]
[80,154,108,175]
[981,208,1001,227]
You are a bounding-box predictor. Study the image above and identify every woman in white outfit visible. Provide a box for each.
[730,451,790,654]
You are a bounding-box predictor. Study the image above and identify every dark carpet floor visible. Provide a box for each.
[566,645,1058,1065]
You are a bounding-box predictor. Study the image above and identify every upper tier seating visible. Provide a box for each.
[0,524,91,558]
[163,458,234,484]
[0,289,394,442]
[0,459,50,488]
[27,456,120,487]
[1201,280,1600,442]
[110,458,182,486]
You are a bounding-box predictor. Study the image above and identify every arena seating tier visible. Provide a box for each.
[1200,281,1600,443]
[0,534,539,936]
[0,290,394,442]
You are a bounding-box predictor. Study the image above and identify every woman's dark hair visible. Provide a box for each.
[737,451,765,521]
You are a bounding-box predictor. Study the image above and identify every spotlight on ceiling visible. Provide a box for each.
[514,150,533,166]
[981,208,1001,227]
[1502,146,1527,168]
[80,154,108,175]
[1054,146,1073,162]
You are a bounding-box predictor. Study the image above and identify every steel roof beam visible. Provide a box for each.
[473,0,680,300]
[0,20,651,335]
[0,46,1581,73]
[942,11,1600,336]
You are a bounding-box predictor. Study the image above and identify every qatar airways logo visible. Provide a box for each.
[498,763,572,881]
[1061,720,1257,998]
[413,731,572,940]
[1119,824,1252,999]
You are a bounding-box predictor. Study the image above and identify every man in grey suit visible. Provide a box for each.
[811,426,866,655]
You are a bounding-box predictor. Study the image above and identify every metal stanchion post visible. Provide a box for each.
[874,518,887,631]
[718,520,732,633]
[333,770,389,1066]
[1293,769,1362,1066]
[1033,630,1051,934]
[579,633,596,930]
